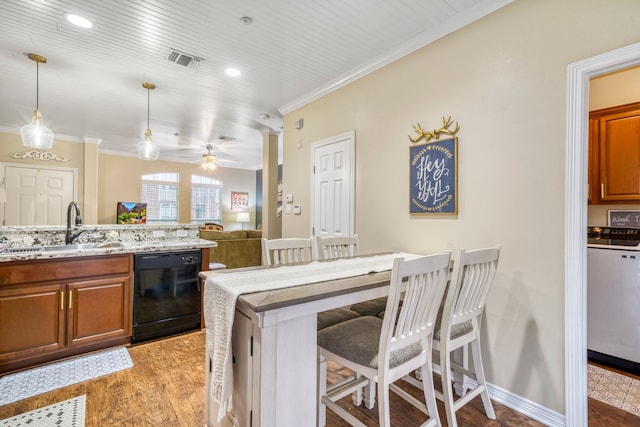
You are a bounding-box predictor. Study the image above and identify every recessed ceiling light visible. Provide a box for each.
[64,13,94,29]
[225,68,241,77]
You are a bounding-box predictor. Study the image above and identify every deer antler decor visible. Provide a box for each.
[408,116,460,143]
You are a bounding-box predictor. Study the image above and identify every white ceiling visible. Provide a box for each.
[0,0,510,170]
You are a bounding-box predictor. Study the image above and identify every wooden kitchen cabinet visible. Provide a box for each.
[67,275,132,348]
[0,254,132,373]
[590,102,640,204]
[0,283,66,359]
[588,117,600,204]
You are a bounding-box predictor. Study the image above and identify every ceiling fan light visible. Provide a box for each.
[137,129,159,160]
[21,110,53,149]
[201,160,216,171]
[201,144,217,170]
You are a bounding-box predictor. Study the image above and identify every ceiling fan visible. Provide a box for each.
[201,143,220,171]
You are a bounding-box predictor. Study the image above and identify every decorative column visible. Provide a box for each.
[261,128,281,239]
[83,138,101,224]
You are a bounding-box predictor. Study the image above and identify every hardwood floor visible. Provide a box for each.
[0,330,637,426]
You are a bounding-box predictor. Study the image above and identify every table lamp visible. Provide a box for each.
[237,212,250,229]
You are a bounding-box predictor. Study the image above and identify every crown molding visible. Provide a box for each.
[0,126,102,144]
[279,0,513,115]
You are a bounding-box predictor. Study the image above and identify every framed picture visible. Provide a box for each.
[409,137,458,215]
[231,191,249,212]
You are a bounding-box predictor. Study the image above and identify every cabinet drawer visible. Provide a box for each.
[0,255,132,285]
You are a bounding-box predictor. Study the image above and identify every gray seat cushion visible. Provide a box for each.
[349,297,389,317]
[433,318,473,340]
[317,316,422,369]
[317,308,361,330]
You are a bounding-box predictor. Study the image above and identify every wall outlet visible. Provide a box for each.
[152,230,165,238]
[176,229,188,237]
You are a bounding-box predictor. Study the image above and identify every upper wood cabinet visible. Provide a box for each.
[589,102,640,204]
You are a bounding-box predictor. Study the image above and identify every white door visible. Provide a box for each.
[2,164,77,225]
[311,131,355,238]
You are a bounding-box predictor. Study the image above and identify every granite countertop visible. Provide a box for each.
[0,238,217,262]
[0,223,217,262]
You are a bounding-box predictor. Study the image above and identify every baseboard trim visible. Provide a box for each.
[487,382,565,427]
[431,363,566,426]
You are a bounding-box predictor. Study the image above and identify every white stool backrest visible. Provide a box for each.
[261,238,314,266]
[315,234,359,260]
[380,253,451,373]
[446,246,500,330]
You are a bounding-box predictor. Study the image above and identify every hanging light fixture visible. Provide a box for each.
[136,82,160,160]
[21,53,54,149]
[201,144,217,171]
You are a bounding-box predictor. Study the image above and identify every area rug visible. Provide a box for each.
[0,347,132,406]
[0,395,85,426]
[588,363,640,416]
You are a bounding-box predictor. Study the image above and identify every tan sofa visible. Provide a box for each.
[199,229,262,269]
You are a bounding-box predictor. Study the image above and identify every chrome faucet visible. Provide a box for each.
[65,201,84,245]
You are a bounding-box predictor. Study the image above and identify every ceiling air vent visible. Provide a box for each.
[166,48,203,69]
[216,135,235,142]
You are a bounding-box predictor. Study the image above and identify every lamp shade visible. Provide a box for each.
[21,110,53,149]
[137,128,159,160]
[236,212,250,223]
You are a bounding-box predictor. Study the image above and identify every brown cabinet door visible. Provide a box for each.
[67,275,132,348]
[599,111,640,202]
[588,117,600,204]
[0,283,66,364]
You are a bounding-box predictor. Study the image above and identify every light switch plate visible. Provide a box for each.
[285,205,292,214]
[293,205,302,215]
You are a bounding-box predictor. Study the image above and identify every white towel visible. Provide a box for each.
[203,252,419,422]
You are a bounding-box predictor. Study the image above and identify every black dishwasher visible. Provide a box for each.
[133,250,201,343]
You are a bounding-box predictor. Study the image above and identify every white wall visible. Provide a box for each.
[280,0,640,414]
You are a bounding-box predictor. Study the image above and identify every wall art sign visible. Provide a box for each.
[608,210,640,227]
[231,191,249,212]
[407,116,459,215]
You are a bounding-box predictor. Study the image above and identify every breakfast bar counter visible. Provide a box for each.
[200,255,414,427]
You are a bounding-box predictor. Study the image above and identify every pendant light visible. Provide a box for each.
[136,82,160,160]
[20,53,54,149]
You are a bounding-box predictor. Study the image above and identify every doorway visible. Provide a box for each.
[566,41,640,425]
[1,163,78,226]
[310,131,355,238]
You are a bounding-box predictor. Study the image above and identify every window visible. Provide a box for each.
[191,175,222,223]
[141,173,179,223]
